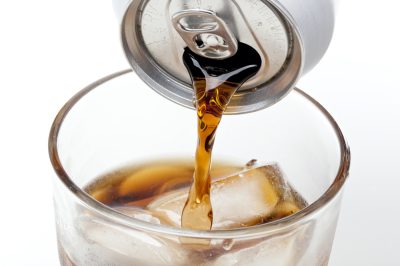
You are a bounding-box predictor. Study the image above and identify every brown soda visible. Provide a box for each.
[84,160,308,230]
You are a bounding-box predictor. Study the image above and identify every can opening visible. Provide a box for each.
[172,9,239,60]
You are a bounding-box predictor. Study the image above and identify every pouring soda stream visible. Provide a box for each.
[179,32,263,230]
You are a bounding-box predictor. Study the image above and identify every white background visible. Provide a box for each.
[0,0,399,265]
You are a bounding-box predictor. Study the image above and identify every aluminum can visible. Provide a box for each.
[113,0,337,113]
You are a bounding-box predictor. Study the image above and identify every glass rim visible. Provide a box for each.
[49,69,350,239]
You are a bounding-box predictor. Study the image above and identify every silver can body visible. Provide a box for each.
[113,0,337,114]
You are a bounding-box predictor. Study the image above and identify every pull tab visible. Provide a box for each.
[172,9,238,60]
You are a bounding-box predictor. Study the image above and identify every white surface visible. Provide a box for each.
[0,0,399,265]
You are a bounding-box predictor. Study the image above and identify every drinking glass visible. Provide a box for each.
[49,70,350,266]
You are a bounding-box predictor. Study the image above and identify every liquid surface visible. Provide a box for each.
[181,42,262,230]
[85,161,308,230]
[85,161,238,209]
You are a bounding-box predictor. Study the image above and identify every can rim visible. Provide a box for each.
[49,69,350,239]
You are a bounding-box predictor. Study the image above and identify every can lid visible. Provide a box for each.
[121,0,303,114]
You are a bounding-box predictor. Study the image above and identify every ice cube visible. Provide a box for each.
[146,190,188,228]
[208,221,314,266]
[77,212,189,265]
[114,206,162,225]
[211,166,280,228]
[147,163,305,229]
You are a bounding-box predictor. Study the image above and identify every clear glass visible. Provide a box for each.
[49,70,350,266]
